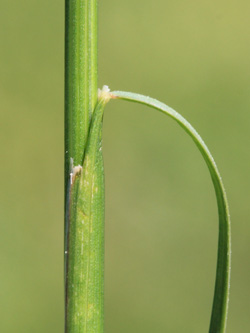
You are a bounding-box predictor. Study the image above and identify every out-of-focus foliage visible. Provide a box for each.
[0,1,249,332]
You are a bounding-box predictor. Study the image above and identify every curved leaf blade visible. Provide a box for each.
[111,90,231,333]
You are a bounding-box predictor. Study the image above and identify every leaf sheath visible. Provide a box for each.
[65,99,107,333]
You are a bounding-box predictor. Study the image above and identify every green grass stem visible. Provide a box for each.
[65,1,102,332]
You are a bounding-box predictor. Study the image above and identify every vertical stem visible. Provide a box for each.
[65,0,97,170]
[65,0,102,332]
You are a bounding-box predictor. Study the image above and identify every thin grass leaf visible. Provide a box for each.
[110,90,231,333]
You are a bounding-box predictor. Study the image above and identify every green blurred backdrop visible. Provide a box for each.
[0,0,249,332]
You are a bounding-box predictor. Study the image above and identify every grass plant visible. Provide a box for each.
[65,1,231,332]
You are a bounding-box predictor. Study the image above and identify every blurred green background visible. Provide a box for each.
[0,0,249,332]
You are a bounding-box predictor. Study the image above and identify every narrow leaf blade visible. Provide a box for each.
[111,90,231,333]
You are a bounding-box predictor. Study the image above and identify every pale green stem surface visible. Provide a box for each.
[111,90,231,333]
[65,0,101,332]
[65,0,97,171]
[66,98,107,333]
